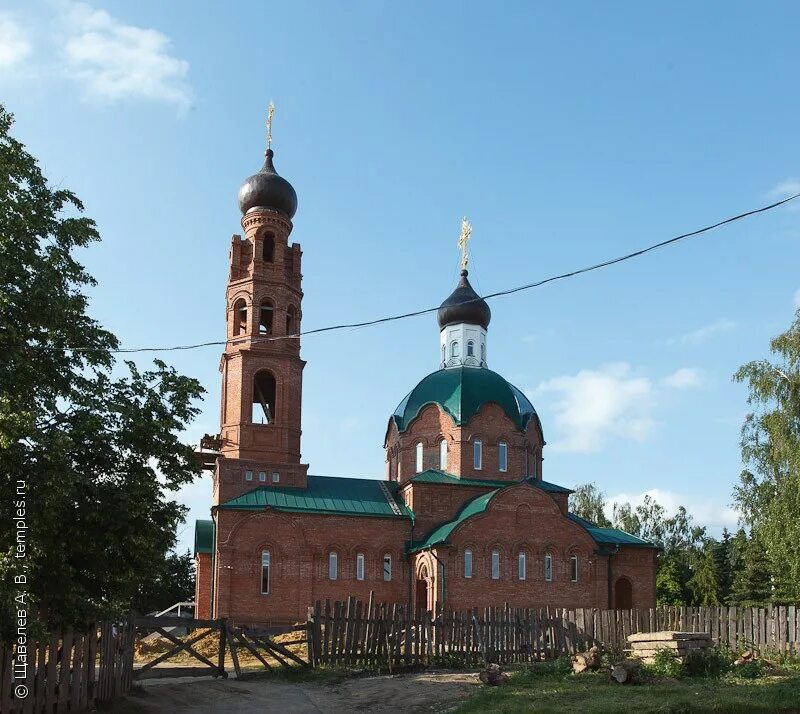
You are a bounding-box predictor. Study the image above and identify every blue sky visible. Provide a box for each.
[3,1,799,554]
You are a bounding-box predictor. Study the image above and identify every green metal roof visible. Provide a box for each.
[194,519,214,555]
[392,367,541,433]
[568,514,657,548]
[528,477,574,494]
[218,475,413,519]
[408,469,510,488]
[409,490,498,553]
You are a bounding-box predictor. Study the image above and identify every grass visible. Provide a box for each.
[456,658,800,714]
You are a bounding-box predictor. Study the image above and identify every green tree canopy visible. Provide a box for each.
[568,482,611,527]
[734,311,800,601]
[0,106,204,634]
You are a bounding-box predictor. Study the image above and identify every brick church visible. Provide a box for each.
[194,123,657,624]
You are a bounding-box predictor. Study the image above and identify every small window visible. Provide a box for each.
[491,551,500,580]
[439,439,447,470]
[464,550,473,579]
[450,341,460,358]
[328,552,338,580]
[263,233,275,262]
[518,552,527,581]
[570,555,578,582]
[441,344,446,363]
[261,551,270,594]
[466,340,475,357]
[498,441,507,472]
[258,471,266,482]
[415,442,423,473]
[481,343,486,361]
[356,553,365,581]
[473,439,482,470]
[245,470,253,481]
[544,554,553,582]
[383,554,392,582]
[271,472,280,483]
[259,302,274,335]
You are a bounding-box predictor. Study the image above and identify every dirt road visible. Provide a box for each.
[121,671,481,713]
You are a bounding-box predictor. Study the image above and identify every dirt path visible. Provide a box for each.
[121,671,481,713]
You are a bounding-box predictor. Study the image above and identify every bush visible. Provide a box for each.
[684,646,732,678]
[644,648,684,679]
[734,660,766,679]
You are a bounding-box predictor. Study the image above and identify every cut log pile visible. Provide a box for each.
[571,645,603,673]
[479,663,511,686]
[627,631,711,664]
[610,659,641,684]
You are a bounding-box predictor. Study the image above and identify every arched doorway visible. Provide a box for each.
[614,577,633,609]
[416,564,429,613]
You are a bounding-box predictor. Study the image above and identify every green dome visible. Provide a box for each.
[392,367,541,434]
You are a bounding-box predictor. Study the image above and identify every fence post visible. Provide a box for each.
[217,618,227,678]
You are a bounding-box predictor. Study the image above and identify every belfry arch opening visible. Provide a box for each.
[252,371,276,424]
[259,301,274,334]
[233,298,247,336]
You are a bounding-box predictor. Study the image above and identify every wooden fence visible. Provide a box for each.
[307,598,800,668]
[0,620,134,714]
[0,616,310,712]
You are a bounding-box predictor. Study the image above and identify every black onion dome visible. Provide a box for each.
[437,270,491,330]
[237,149,298,218]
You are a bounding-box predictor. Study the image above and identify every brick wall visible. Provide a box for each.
[195,552,212,619]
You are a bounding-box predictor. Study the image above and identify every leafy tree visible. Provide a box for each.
[132,550,196,615]
[734,311,800,601]
[0,105,204,634]
[612,501,641,535]
[687,538,722,605]
[728,537,772,606]
[656,556,686,606]
[569,483,611,526]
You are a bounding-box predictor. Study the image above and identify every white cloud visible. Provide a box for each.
[0,13,32,70]
[59,2,192,110]
[769,178,800,211]
[532,363,656,453]
[606,488,740,535]
[531,362,704,453]
[665,320,736,346]
[661,367,704,390]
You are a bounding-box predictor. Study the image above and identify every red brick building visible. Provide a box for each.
[194,130,657,624]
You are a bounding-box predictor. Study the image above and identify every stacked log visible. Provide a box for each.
[479,663,510,686]
[627,631,711,664]
[610,659,641,684]
[571,645,603,673]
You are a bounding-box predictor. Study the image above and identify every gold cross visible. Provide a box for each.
[458,216,472,271]
[266,101,275,150]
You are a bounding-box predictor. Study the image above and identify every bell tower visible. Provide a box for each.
[214,109,308,505]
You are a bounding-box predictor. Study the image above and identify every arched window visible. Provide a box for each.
[466,340,475,357]
[328,552,338,580]
[498,441,507,472]
[450,341,460,358]
[259,301,274,334]
[263,233,275,262]
[491,551,500,580]
[261,551,271,594]
[464,549,473,579]
[383,554,392,581]
[473,439,482,470]
[252,371,276,424]
[233,299,247,336]
[439,439,447,470]
[481,342,486,361]
[570,555,579,582]
[286,305,297,335]
[518,552,527,581]
[544,553,553,582]
[356,553,365,581]
[441,344,446,363]
[415,442,423,472]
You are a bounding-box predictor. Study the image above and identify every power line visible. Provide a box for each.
[21,191,800,354]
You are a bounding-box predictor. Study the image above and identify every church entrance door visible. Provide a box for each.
[416,565,429,613]
[614,577,633,609]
